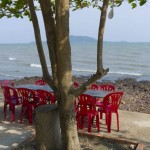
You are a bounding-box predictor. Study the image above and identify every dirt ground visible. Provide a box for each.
[15,135,137,150]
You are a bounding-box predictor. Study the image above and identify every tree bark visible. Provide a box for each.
[28,0,53,88]
[56,0,80,149]
[97,0,110,72]
[39,0,58,91]
[58,96,80,150]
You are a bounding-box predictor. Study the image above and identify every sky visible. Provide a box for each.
[0,1,150,43]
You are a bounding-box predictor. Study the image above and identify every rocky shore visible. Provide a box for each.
[1,76,150,114]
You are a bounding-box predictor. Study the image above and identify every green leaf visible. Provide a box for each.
[115,0,123,7]
[139,0,147,6]
[128,0,135,3]
[24,10,29,16]
[131,3,137,8]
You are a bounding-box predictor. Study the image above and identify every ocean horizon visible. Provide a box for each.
[0,36,150,81]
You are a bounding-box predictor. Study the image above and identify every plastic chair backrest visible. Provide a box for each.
[35,79,47,85]
[36,90,56,105]
[1,80,14,87]
[103,92,123,112]
[99,84,115,91]
[17,88,36,106]
[77,94,96,113]
[1,86,19,104]
[89,84,99,90]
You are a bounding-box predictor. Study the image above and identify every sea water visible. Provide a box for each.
[0,40,150,81]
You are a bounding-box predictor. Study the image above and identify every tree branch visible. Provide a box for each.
[71,0,110,97]
[39,0,58,91]
[72,68,109,96]
[97,0,109,73]
[27,0,53,88]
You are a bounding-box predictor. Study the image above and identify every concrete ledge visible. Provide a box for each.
[15,131,144,150]
[78,131,144,150]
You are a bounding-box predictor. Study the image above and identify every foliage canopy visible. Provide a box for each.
[0,0,148,19]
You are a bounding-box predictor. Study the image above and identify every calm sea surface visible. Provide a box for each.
[0,41,150,81]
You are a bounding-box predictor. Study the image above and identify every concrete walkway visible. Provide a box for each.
[98,110,150,150]
[0,121,34,149]
[0,102,35,150]
[0,108,150,149]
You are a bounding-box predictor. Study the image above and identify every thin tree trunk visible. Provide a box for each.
[97,0,110,73]
[28,0,53,88]
[56,0,80,149]
[39,0,58,91]
[72,1,110,96]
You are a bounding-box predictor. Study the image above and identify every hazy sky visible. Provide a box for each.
[0,1,150,43]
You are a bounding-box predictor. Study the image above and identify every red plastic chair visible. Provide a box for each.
[76,94,99,133]
[97,92,123,133]
[1,80,14,87]
[73,82,79,89]
[96,84,116,111]
[17,88,36,125]
[35,79,47,85]
[99,84,115,91]
[1,86,21,122]
[89,84,99,90]
[36,90,56,107]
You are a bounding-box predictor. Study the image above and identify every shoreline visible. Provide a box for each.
[1,72,150,83]
[0,76,150,114]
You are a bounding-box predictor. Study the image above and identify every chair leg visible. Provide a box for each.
[107,112,112,133]
[76,114,79,130]
[20,106,25,124]
[11,104,15,122]
[106,113,108,125]
[116,112,119,132]
[96,115,100,132]
[81,116,84,129]
[28,105,33,125]
[88,115,92,133]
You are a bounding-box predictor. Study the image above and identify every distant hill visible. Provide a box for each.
[29,35,97,45]
[70,35,97,44]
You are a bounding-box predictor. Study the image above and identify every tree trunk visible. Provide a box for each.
[35,104,61,150]
[28,0,53,88]
[55,0,80,149]
[39,0,58,91]
[97,0,109,72]
[58,95,80,150]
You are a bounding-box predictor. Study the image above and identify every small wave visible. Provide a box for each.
[73,68,96,73]
[0,73,23,78]
[30,64,51,68]
[73,69,142,76]
[8,57,16,61]
[109,71,142,76]
[30,64,41,68]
